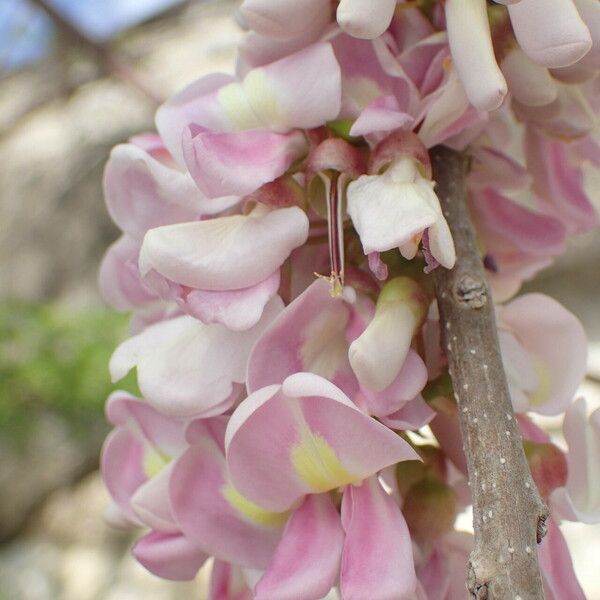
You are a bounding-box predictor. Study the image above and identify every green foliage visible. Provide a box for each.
[0,302,137,444]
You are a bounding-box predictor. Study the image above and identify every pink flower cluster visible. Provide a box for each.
[99,2,599,598]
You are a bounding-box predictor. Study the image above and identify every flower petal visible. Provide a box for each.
[551,398,600,523]
[226,372,419,512]
[155,73,236,165]
[255,494,344,600]
[182,271,281,331]
[497,294,587,415]
[99,235,156,311]
[509,0,592,68]
[170,429,286,569]
[538,519,586,599]
[104,143,233,238]
[340,477,417,600]
[109,297,283,417]
[336,0,397,40]
[132,531,208,581]
[247,278,356,394]
[347,160,438,255]
[140,206,309,291]
[445,0,507,110]
[183,126,308,199]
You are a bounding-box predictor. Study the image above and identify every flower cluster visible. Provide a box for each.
[99,2,599,598]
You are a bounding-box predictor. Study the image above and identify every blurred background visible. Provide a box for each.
[0,1,598,598]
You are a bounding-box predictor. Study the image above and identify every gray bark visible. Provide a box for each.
[431,146,548,599]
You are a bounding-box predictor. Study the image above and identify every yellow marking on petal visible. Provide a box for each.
[143,447,170,479]
[217,81,262,130]
[528,358,552,407]
[291,433,359,492]
[344,77,383,112]
[222,483,289,528]
[242,68,288,131]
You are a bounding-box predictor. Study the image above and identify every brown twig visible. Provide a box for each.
[431,145,548,599]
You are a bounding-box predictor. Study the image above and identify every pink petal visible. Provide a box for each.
[551,398,600,523]
[469,146,532,193]
[170,430,286,569]
[155,72,236,165]
[359,349,428,418]
[525,128,598,233]
[182,271,281,331]
[538,519,585,599]
[497,294,587,415]
[350,95,414,137]
[99,235,157,311]
[340,477,417,600]
[132,531,208,581]
[470,188,566,256]
[509,0,592,68]
[209,561,253,600]
[130,464,178,533]
[183,126,307,199]
[101,427,146,525]
[248,42,342,130]
[255,494,344,600]
[501,48,558,107]
[247,279,356,395]
[239,0,330,41]
[140,206,308,291]
[109,298,283,417]
[380,395,436,431]
[226,373,420,512]
[105,392,187,458]
[104,144,232,238]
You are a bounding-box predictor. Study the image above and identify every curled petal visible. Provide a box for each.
[336,0,397,40]
[445,0,507,110]
[508,0,592,68]
[133,531,208,581]
[347,159,439,255]
[155,73,235,165]
[181,271,281,331]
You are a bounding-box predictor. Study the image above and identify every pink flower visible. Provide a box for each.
[100,392,208,580]
[496,294,588,415]
[551,397,600,524]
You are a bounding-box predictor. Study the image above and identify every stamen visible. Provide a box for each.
[326,172,345,297]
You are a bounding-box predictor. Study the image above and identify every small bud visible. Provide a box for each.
[523,440,568,499]
[403,478,458,544]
